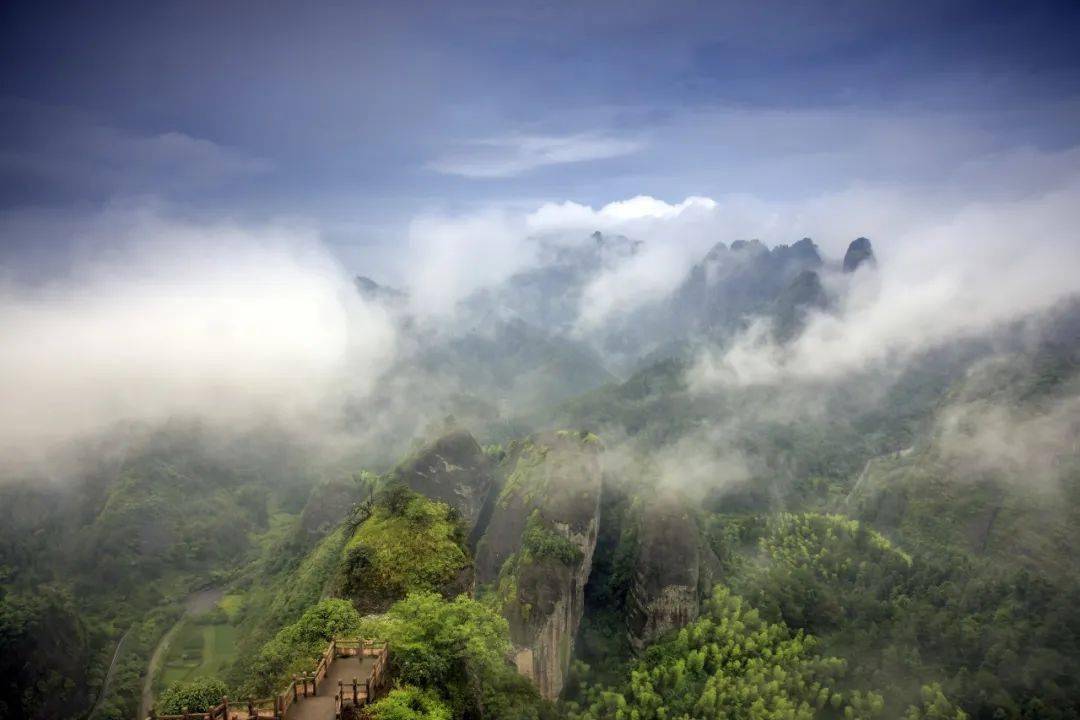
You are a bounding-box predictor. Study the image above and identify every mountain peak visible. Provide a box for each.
[730,238,768,255]
[355,275,408,304]
[842,237,876,273]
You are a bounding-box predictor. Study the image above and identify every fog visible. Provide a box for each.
[690,177,1080,389]
[4,145,1080,492]
[0,205,396,474]
[936,352,1080,493]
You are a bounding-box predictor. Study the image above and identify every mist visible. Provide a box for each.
[689,177,1080,389]
[0,205,397,475]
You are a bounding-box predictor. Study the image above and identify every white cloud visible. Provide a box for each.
[402,207,537,315]
[429,132,643,178]
[691,176,1080,388]
[0,205,396,467]
[398,141,1080,348]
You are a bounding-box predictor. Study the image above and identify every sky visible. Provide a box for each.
[2,0,1080,280]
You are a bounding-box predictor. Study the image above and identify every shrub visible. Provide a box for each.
[156,677,229,714]
[248,599,362,695]
[367,686,452,720]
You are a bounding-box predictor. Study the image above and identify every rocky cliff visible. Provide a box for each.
[626,495,721,650]
[475,431,603,699]
[390,430,493,535]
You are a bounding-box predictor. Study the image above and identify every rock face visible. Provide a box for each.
[842,237,876,273]
[668,237,824,338]
[475,431,603,700]
[771,269,829,342]
[626,496,722,651]
[390,430,493,535]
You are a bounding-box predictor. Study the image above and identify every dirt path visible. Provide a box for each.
[139,588,225,720]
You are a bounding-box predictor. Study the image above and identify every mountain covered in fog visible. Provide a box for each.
[6,232,1080,720]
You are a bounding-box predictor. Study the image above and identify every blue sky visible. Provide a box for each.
[2,0,1080,274]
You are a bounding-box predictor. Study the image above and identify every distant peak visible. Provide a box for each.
[703,241,728,262]
[354,275,407,303]
[842,237,876,273]
[730,238,767,255]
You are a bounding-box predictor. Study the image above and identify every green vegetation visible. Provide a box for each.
[246,598,362,696]
[337,487,470,612]
[498,441,551,507]
[566,585,918,720]
[521,510,583,566]
[357,592,545,720]
[367,686,453,720]
[0,587,95,720]
[718,512,1080,718]
[158,617,238,689]
[156,677,229,714]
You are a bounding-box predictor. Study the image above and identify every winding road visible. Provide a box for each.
[139,588,225,720]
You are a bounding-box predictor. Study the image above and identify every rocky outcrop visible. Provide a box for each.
[299,477,365,537]
[842,237,876,273]
[475,431,603,699]
[390,430,493,534]
[626,496,721,651]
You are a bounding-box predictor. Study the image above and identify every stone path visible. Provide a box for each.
[285,655,376,720]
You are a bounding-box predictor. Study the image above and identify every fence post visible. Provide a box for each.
[352,677,358,704]
[365,679,371,705]
[247,697,255,719]
[182,708,190,720]
[221,696,229,719]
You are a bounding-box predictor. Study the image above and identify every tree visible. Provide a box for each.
[248,599,362,696]
[156,677,228,715]
[358,592,543,720]
[367,686,453,720]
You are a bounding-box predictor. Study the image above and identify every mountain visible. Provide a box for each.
[460,231,642,335]
[8,235,1080,720]
[843,236,876,273]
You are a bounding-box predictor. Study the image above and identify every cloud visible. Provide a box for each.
[938,389,1080,492]
[429,132,643,178]
[401,207,539,316]
[397,194,718,318]
[526,196,724,330]
[690,176,1080,389]
[0,204,396,470]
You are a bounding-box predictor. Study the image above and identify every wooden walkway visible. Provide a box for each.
[286,655,375,720]
[147,640,388,720]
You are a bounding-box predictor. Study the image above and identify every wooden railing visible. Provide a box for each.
[147,639,389,720]
[334,640,390,719]
[148,697,232,720]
